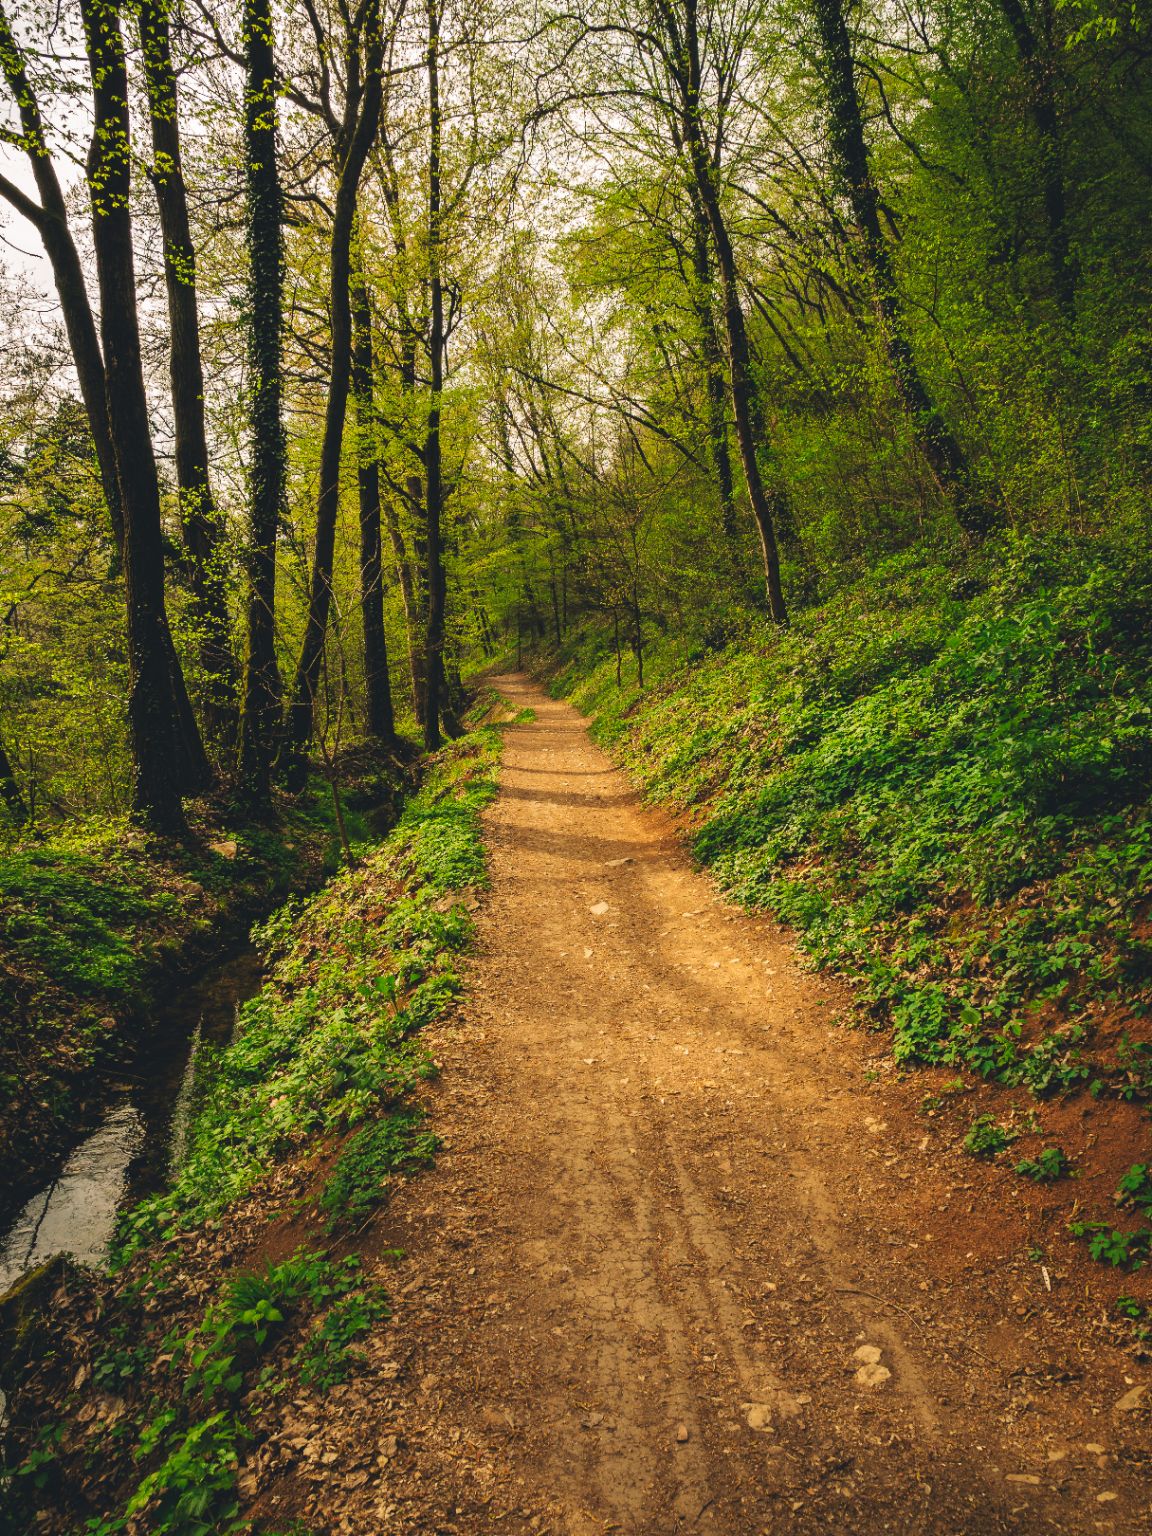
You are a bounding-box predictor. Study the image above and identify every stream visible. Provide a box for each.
[0,950,263,1293]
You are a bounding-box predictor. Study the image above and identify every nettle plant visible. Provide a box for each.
[1070,1164,1152,1269]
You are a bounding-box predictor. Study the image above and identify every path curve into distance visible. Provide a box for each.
[268,674,1148,1536]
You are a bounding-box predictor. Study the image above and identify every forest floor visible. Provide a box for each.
[258,674,1150,1536]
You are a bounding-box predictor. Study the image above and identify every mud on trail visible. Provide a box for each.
[262,675,1150,1535]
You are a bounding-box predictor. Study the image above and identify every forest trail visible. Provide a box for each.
[272,675,1148,1536]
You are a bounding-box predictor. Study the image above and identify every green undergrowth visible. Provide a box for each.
[1070,1163,1152,1270]
[544,533,1152,1098]
[540,533,1152,1256]
[115,721,500,1261]
[0,761,405,1188]
[3,720,501,1535]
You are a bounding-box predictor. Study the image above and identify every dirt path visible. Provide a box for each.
[262,675,1150,1536]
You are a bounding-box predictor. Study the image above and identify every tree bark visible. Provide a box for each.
[383,484,424,719]
[237,0,286,808]
[687,205,740,560]
[284,1,385,772]
[351,261,397,741]
[422,0,447,751]
[659,0,788,621]
[998,0,1076,317]
[0,724,27,827]
[812,0,996,537]
[0,1,123,553]
[80,0,210,830]
[370,132,427,721]
[657,0,792,623]
[139,0,238,738]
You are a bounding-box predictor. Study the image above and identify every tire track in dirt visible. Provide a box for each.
[267,674,1150,1536]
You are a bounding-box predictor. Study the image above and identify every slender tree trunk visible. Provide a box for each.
[351,261,396,741]
[383,488,424,719]
[422,0,447,752]
[237,0,286,808]
[0,2,123,552]
[812,0,995,536]
[683,163,787,621]
[686,196,739,558]
[673,0,788,623]
[371,136,427,722]
[547,549,562,644]
[998,0,1075,317]
[139,0,237,738]
[285,5,384,771]
[80,0,210,830]
[631,539,644,689]
[0,725,26,827]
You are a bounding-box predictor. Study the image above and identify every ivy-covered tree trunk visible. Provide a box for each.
[351,264,397,742]
[284,1,385,774]
[237,0,286,809]
[80,0,210,830]
[422,0,447,750]
[812,0,996,537]
[139,0,238,740]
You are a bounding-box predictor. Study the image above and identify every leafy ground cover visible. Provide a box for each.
[0,751,415,1198]
[1,716,502,1535]
[539,532,1152,1267]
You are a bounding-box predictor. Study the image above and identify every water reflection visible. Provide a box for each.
[0,1106,145,1291]
[0,949,261,1295]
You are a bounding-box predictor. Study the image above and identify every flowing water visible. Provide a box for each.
[0,950,263,1293]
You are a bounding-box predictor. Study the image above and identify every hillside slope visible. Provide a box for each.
[541,535,1152,1284]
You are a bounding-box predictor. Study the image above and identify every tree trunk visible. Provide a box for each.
[998,0,1076,317]
[383,487,424,720]
[285,5,384,772]
[422,0,447,752]
[0,1,123,553]
[686,196,739,560]
[0,725,27,827]
[371,137,427,723]
[548,548,562,644]
[237,0,286,808]
[351,262,396,741]
[139,0,238,739]
[812,0,995,537]
[673,0,788,622]
[80,0,210,831]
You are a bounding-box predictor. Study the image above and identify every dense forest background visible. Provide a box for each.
[3,6,1152,1527]
[0,0,1149,832]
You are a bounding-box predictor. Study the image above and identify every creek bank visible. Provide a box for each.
[0,948,263,1301]
[0,746,417,1216]
[0,715,503,1535]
